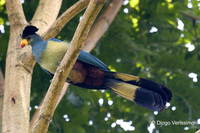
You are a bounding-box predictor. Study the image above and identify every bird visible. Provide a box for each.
[20,25,172,111]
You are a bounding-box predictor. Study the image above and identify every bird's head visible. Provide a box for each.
[20,25,39,48]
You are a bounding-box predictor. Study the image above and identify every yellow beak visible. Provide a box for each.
[20,39,28,48]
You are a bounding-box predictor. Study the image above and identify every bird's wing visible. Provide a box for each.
[40,66,54,76]
[48,38,110,71]
[48,38,63,42]
[78,50,110,71]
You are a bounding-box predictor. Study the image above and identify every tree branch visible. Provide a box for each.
[83,0,124,52]
[31,0,63,34]
[29,83,69,131]
[6,0,27,26]
[196,129,200,133]
[42,0,90,40]
[31,0,106,132]
[181,12,200,21]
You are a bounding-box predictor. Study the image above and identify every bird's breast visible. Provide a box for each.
[39,41,68,74]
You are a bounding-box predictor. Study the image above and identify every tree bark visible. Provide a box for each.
[3,0,30,132]
[31,0,63,34]
[83,0,124,52]
[42,0,90,40]
[31,0,106,132]
[29,83,69,131]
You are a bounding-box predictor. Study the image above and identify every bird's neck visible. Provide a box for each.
[31,34,46,63]
[31,34,43,46]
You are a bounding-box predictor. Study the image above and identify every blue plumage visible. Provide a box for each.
[78,51,110,71]
[32,40,47,63]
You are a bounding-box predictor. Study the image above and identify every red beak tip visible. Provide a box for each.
[21,44,25,48]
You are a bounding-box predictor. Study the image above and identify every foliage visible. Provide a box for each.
[1,0,200,132]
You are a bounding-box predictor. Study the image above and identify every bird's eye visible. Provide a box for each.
[27,36,31,40]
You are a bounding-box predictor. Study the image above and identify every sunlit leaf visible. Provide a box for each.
[131,17,138,28]
[130,0,139,11]
[0,0,5,6]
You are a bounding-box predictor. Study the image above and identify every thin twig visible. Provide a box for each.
[42,0,90,41]
[181,12,200,21]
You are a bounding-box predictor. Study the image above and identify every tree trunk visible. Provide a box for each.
[3,25,32,133]
[3,1,30,132]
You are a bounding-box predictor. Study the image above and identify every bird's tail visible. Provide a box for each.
[104,71,172,111]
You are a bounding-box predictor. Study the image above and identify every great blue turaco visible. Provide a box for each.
[20,25,172,111]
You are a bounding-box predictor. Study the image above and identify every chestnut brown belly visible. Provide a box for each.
[67,61,106,89]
